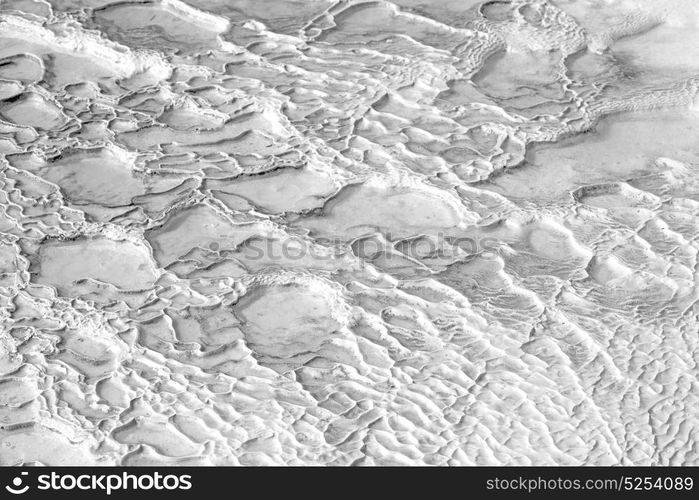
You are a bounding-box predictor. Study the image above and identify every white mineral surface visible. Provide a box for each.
[0,0,697,465]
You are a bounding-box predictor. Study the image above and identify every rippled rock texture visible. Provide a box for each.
[0,0,698,466]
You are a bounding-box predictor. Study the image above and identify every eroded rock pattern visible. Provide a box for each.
[0,0,698,465]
